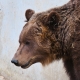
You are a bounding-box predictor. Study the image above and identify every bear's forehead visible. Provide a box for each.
[21,22,35,36]
[19,22,40,41]
[19,12,49,42]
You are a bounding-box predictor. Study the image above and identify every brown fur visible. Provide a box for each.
[11,0,80,80]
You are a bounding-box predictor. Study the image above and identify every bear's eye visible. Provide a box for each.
[26,41,30,45]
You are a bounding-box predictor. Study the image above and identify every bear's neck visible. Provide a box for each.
[49,0,80,60]
[58,0,80,59]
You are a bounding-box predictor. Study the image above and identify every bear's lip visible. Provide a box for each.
[21,59,32,69]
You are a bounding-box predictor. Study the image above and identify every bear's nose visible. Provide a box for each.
[11,59,19,66]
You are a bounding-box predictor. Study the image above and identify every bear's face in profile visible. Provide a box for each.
[11,1,80,80]
[11,9,60,69]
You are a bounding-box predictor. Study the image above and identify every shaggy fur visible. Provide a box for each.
[11,0,80,80]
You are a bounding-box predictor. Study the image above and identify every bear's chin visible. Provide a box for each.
[21,64,31,69]
[21,59,33,69]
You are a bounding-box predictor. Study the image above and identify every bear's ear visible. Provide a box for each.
[43,11,60,30]
[25,9,35,21]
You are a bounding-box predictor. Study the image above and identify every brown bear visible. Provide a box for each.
[11,0,80,80]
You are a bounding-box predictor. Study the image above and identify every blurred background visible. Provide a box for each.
[0,0,70,80]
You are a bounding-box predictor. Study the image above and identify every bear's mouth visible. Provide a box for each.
[21,59,33,69]
[21,56,42,69]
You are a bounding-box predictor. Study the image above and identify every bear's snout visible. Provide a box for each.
[11,59,19,66]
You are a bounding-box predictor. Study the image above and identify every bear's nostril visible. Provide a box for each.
[11,59,19,66]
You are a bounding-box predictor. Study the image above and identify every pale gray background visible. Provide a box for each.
[0,0,70,80]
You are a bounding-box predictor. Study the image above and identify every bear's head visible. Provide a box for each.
[11,9,61,69]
